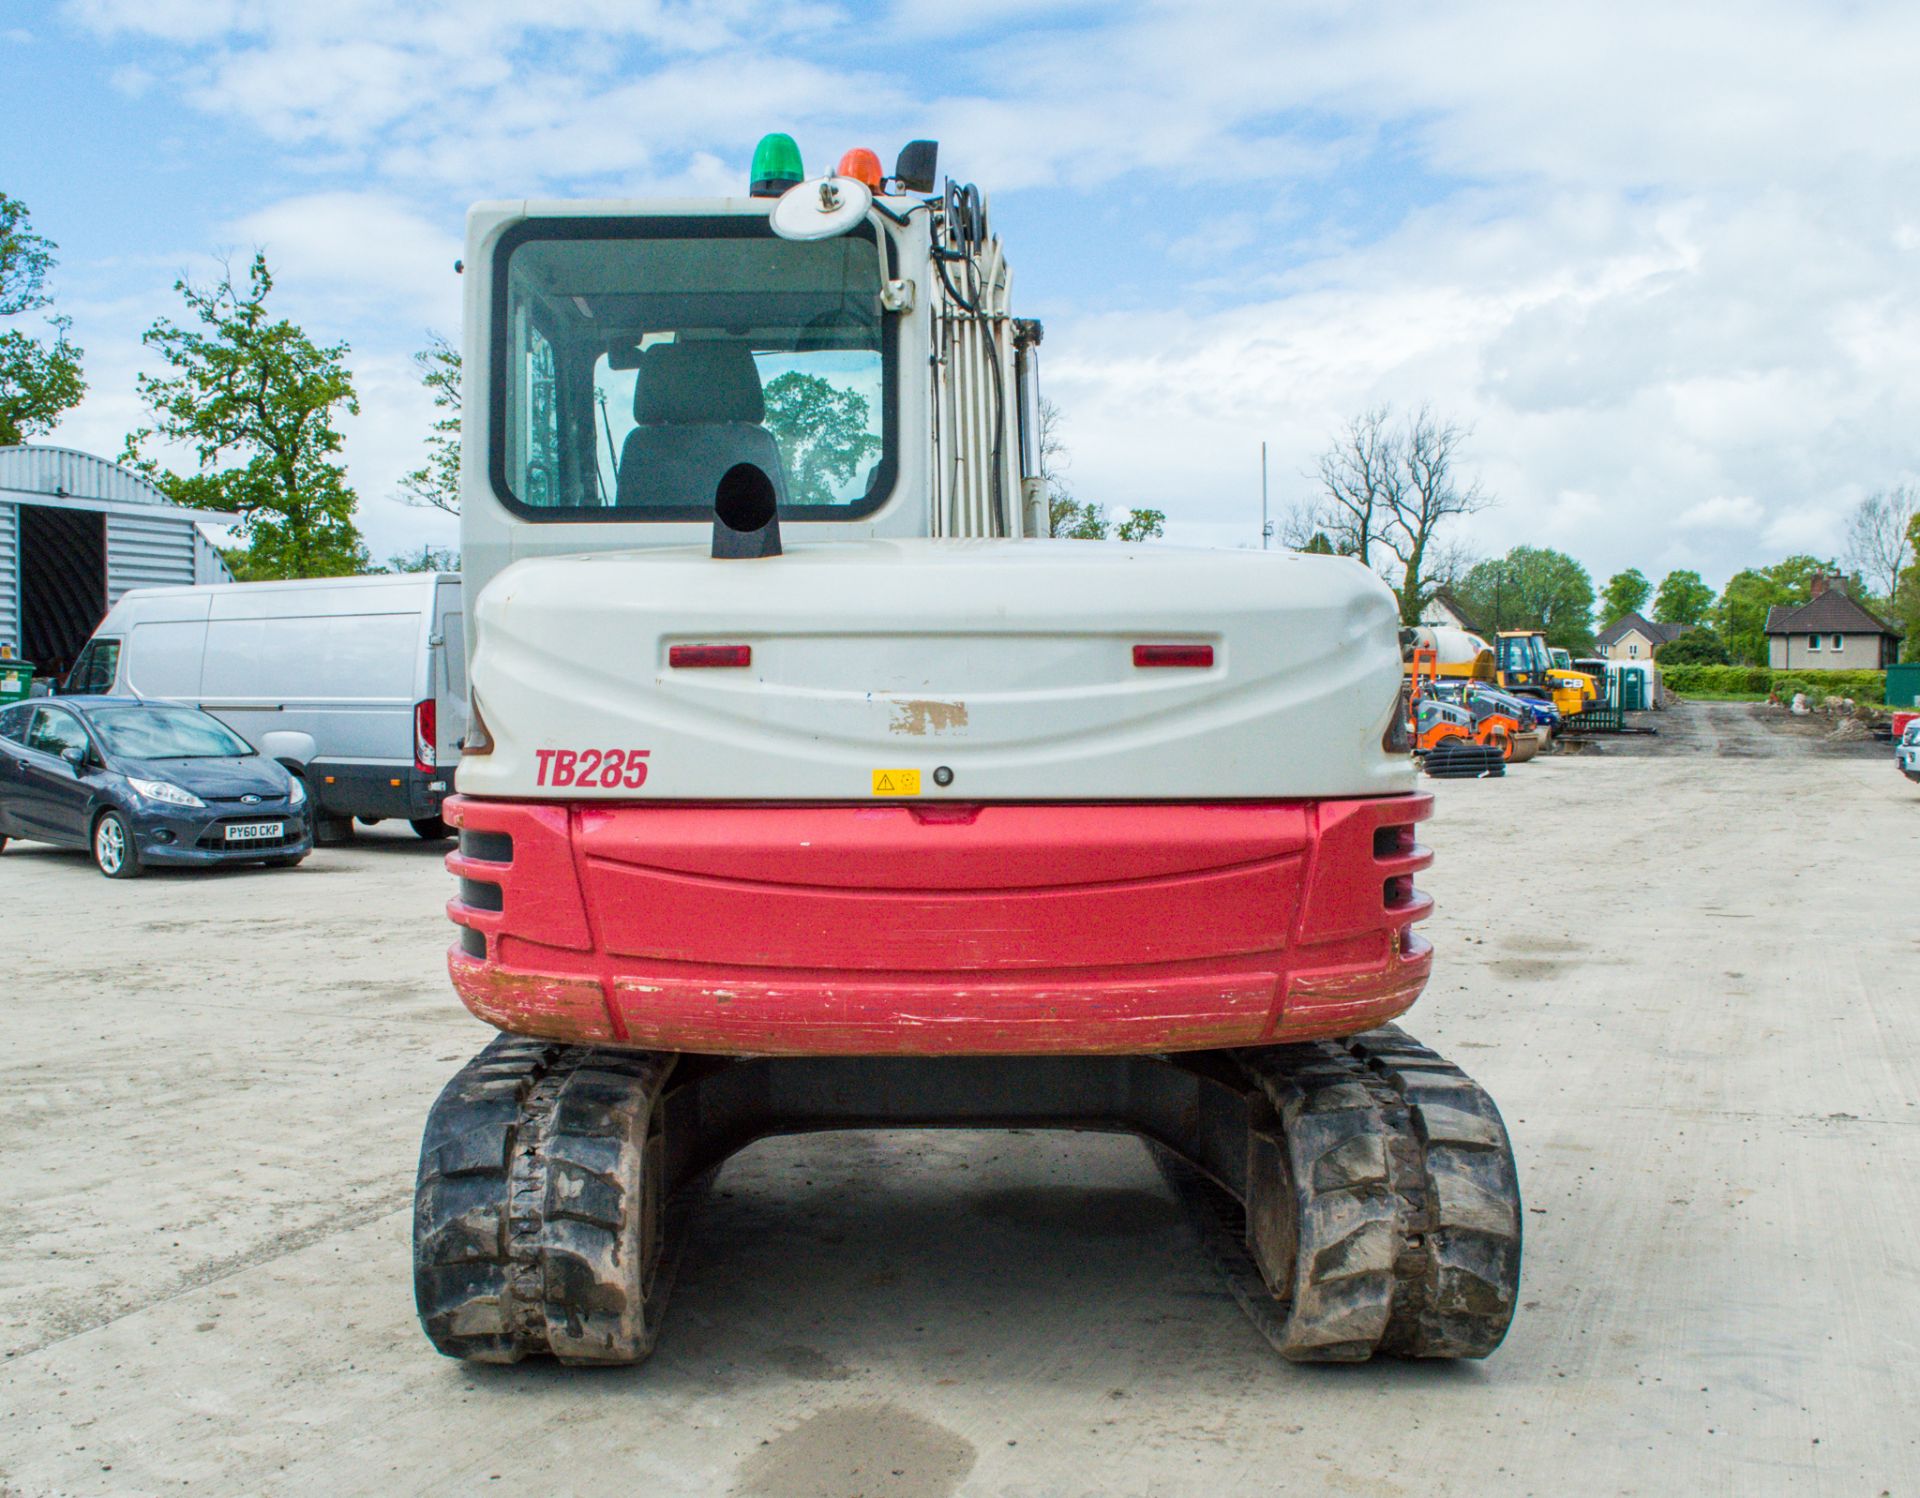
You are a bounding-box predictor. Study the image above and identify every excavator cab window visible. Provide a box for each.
[492,216,894,522]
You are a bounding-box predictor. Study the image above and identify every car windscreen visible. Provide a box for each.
[494,217,891,521]
[89,706,253,760]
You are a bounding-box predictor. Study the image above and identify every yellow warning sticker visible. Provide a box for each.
[871,768,922,797]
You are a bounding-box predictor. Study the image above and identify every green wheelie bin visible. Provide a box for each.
[0,657,35,706]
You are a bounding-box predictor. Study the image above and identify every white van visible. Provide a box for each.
[61,573,466,839]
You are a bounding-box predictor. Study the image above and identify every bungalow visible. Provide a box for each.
[1595,610,1691,662]
[1765,577,1902,670]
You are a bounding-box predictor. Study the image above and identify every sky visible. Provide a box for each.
[3,0,1918,589]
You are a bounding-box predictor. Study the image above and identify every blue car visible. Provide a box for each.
[0,696,311,878]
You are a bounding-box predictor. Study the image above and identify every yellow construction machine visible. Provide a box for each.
[1494,630,1596,718]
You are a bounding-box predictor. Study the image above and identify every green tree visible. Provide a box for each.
[1714,554,1849,665]
[124,254,366,579]
[1598,568,1650,624]
[1653,568,1714,625]
[1052,498,1109,538]
[0,192,86,445]
[1457,546,1597,653]
[385,543,459,573]
[762,371,881,505]
[398,331,460,514]
[1654,625,1729,665]
[1035,397,1164,540]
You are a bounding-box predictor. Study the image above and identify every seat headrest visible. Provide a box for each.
[633,341,766,426]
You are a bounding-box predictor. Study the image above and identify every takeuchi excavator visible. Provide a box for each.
[413,135,1523,1368]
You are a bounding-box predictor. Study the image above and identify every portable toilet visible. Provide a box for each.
[1610,659,1660,711]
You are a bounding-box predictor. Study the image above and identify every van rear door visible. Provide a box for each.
[432,579,467,771]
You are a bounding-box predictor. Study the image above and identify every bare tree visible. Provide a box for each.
[1038,396,1089,535]
[1277,501,1336,552]
[1421,536,1480,599]
[1378,405,1490,623]
[1304,403,1490,622]
[1845,485,1917,603]
[398,332,461,515]
[1310,406,1400,565]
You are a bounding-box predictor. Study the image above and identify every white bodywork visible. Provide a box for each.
[458,540,1412,801]
[78,574,466,775]
[457,191,1411,804]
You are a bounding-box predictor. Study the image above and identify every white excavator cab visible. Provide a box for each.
[460,171,1029,597]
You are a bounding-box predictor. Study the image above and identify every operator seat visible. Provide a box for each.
[617,341,790,509]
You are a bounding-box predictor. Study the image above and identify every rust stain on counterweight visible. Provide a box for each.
[889,699,969,736]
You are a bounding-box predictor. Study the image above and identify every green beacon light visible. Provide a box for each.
[750,133,804,198]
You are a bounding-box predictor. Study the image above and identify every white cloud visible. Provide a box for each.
[1674,495,1763,531]
[224,192,463,329]
[107,62,153,97]
[39,0,1920,583]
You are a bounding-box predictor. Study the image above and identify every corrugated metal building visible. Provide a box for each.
[0,444,233,677]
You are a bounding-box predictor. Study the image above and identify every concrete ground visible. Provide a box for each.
[2,711,1916,1497]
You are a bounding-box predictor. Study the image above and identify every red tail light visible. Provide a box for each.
[415,698,436,772]
[670,644,752,668]
[1133,644,1214,668]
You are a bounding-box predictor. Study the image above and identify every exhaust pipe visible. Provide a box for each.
[711,462,782,560]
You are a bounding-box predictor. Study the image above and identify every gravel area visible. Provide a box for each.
[2,754,1916,1496]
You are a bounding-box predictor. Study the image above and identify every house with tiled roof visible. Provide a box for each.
[1764,576,1902,669]
[1418,588,1481,634]
[1595,610,1691,662]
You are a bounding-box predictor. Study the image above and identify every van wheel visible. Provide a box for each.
[94,811,142,879]
[410,815,451,841]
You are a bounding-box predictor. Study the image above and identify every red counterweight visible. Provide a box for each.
[442,793,1434,1056]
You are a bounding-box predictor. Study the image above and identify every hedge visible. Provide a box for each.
[1662,663,1888,702]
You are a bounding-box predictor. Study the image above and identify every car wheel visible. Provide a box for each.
[93,811,142,879]
[410,815,452,840]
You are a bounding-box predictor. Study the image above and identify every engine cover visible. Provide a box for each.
[457,539,1412,803]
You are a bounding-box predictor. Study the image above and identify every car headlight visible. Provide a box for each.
[129,777,205,809]
[287,775,306,807]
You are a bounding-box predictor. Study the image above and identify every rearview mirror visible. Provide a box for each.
[60,745,86,770]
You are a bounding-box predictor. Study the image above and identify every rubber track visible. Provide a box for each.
[1162,1024,1521,1361]
[1349,1027,1524,1358]
[413,1035,689,1365]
